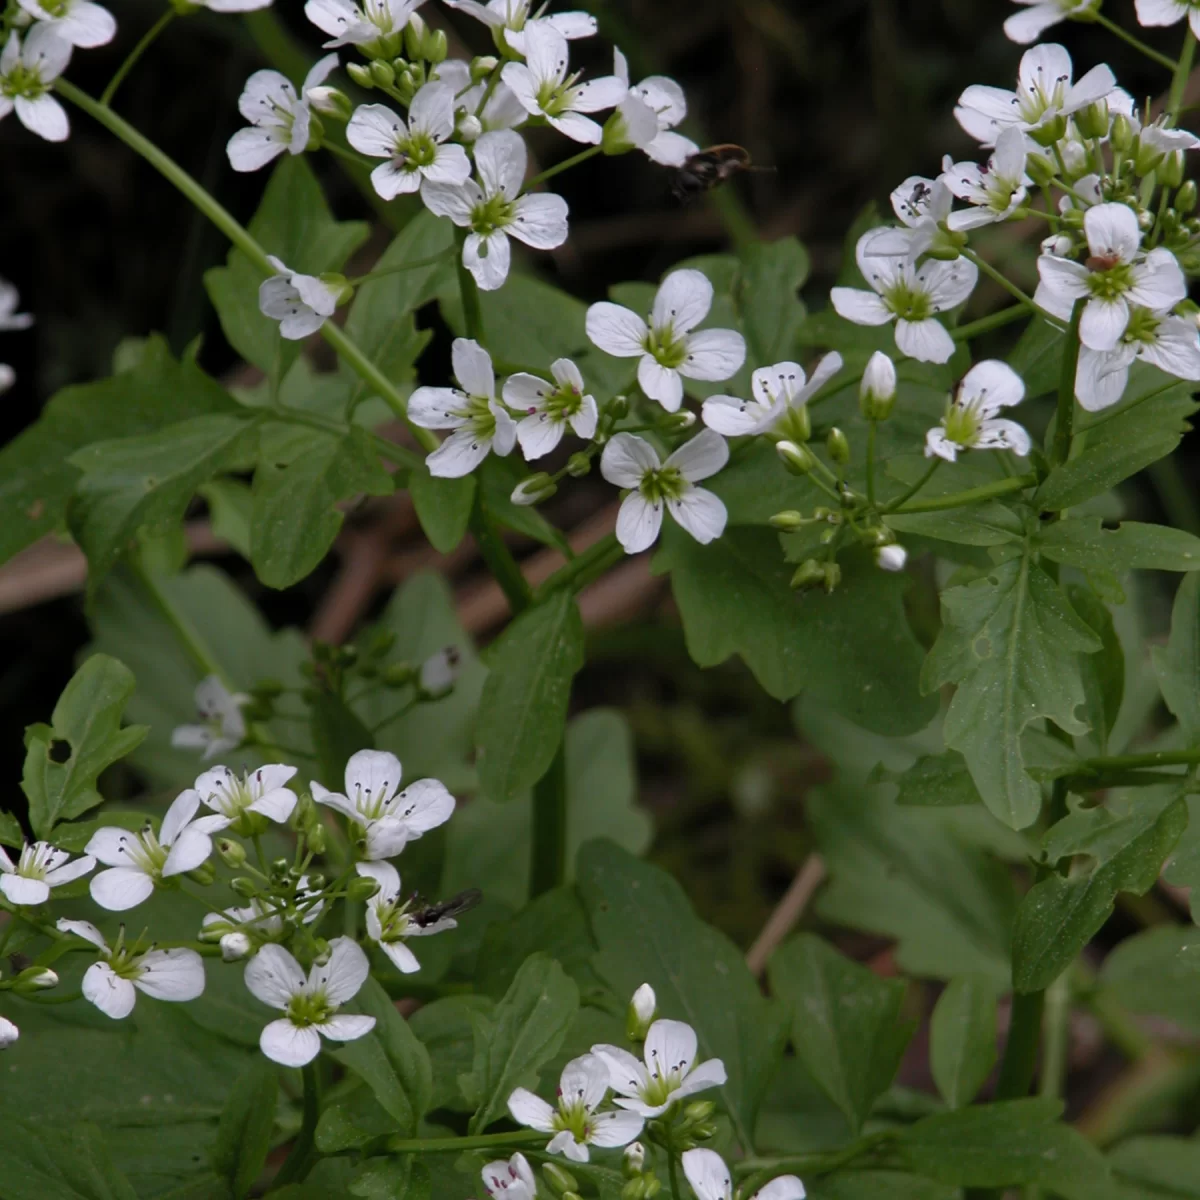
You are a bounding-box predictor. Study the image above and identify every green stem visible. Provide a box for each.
[526,143,604,188]
[264,403,420,469]
[387,1130,545,1153]
[1052,298,1085,469]
[960,248,1044,316]
[530,743,568,898]
[891,473,1036,514]
[737,1131,897,1194]
[471,493,532,613]
[1067,748,1200,774]
[951,304,1039,343]
[319,139,374,171]
[995,989,1046,1100]
[131,561,226,682]
[270,1063,320,1189]
[1169,27,1197,117]
[883,459,940,513]
[866,421,877,507]
[100,8,175,107]
[667,1147,684,1200]
[534,533,623,601]
[1090,11,1180,73]
[1039,971,1071,1100]
[454,227,485,343]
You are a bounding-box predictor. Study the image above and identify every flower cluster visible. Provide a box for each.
[0,277,32,395]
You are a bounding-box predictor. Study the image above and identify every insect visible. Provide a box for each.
[410,887,483,928]
[669,144,765,201]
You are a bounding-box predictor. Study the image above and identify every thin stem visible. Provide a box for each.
[471,492,532,613]
[736,1132,898,1194]
[530,743,568,898]
[534,534,623,601]
[1169,27,1197,117]
[1066,747,1200,774]
[131,561,226,682]
[1039,971,1071,1100]
[526,144,604,188]
[271,1063,320,1189]
[891,473,1036,515]
[960,248,1044,316]
[454,227,485,343]
[866,421,877,507]
[951,304,1038,342]
[883,459,940,513]
[387,1130,545,1154]
[1052,298,1085,469]
[667,1147,684,1200]
[100,8,175,107]
[1090,11,1180,74]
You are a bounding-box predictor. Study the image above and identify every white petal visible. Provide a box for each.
[464,231,512,292]
[355,859,400,903]
[1085,202,1141,262]
[666,428,729,482]
[1064,63,1117,114]
[135,948,206,1001]
[925,427,960,462]
[422,142,472,186]
[381,940,422,973]
[475,128,526,198]
[261,1019,322,1067]
[421,181,477,226]
[43,854,95,887]
[344,749,404,811]
[590,1044,649,1096]
[507,1087,557,1132]
[84,827,140,868]
[389,778,456,834]
[545,11,598,39]
[547,109,603,144]
[504,371,553,412]
[0,1016,17,1047]
[83,962,136,1020]
[408,80,455,140]
[830,287,893,326]
[645,1018,697,1079]
[548,1129,586,1161]
[1141,316,1200,380]
[15,93,68,142]
[161,828,214,878]
[673,1056,728,1100]
[516,414,564,460]
[0,875,49,906]
[1075,347,1132,412]
[500,60,540,117]
[310,784,361,822]
[346,102,405,158]
[682,1149,733,1200]
[679,329,747,383]
[589,1109,645,1148]
[245,942,306,1009]
[958,359,1025,413]
[1080,296,1130,352]
[639,358,684,411]
[509,193,569,250]
[371,159,422,201]
[701,395,761,436]
[408,386,469,431]
[755,1177,807,1200]
[652,269,713,335]
[56,917,107,950]
[90,867,155,912]
[974,418,1032,456]
[561,1052,611,1111]
[311,935,369,1005]
[919,257,979,310]
[644,130,699,166]
[1129,247,1187,312]
[1137,0,1189,25]
[568,394,598,439]
[569,73,627,113]
[601,432,661,487]
[161,788,202,846]
[317,1013,376,1042]
[55,1,116,48]
[302,50,340,94]
[615,493,664,554]
[586,302,648,356]
[451,338,495,398]
[895,318,955,364]
[426,427,493,477]
[1036,255,1090,305]
[247,788,298,824]
[1004,3,1067,43]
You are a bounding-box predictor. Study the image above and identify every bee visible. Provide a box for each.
[409,887,483,928]
[669,144,764,201]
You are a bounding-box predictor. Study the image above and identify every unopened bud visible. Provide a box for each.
[566,452,592,478]
[419,646,461,697]
[1075,98,1109,140]
[1040,232,1073,256]
[1161,148,1187,188]
[623,1143,646,1177]
[470,55,498,83]
[1134,139,1163,177]
[1029,113,1067,147]
[1138,207,1155,231]
[662,410,696,431]
[216,838,247,869]
[369,60,395,88]
[382,661,417,687]
[776,440,816,476]
[1178,180,1198,213]
[622,1183,647,1200]
[541,1162,579,1197]
[690,1122,718,1141]
[826,427,850,466]
[683,1099,716,1122]
[859,350,897,421]
[627,982,657,1041]
[346,62,374,89]
[607,394,630,420]
[926,243,963,261]
[769,510,806,531]
[12,967,57,992]
[790,559,826,591]
[1061,206,1085,228]
[876,542,908,571]
[823,561,842,593]
[0,1018,17,1049]
[231,876,258,899]
[511,472,556,507]
[306,86,352,121]
[1025,151,1057,186]
[347,875,381,902]
[457,112,483,141]
[426,29,448,64]
[187,861,216,887]
[305,822,327,856]
[1110,113,1134,152]
[220,932,252,962]
[404,13,427,59]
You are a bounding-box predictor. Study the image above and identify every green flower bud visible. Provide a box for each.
[566,452,592,477]
[1025,151,1057,186]
[690,1122,718,1141]
[252,678,285,699]
[271,858,291,882]
[307,86,353,121]
[1029,113,1067,147]
[607,393,631,420]
[471,54,499,83]
[859,350,897,421]
[823,561,842,594]
[1160,148,1187,188]
[542,1163,579,1197]
[382,661,417,687]
[187,862,216,887]
[346,875,380,902]
[644,1179,662,1198]
[312,938,332,962]
[404,13,427,60]
[1178,180,1198,213]
[305,873,327,892]
[826,427,850,466]
[216,838,247,869]
[369,60,396,88]
[426,29,448,64]
[1134,139,1164,177]
[776,440,816,476]
[511,473,557,507]
[1138,206,1155,232]
[623,1143,646,1177]
[395,67,417,105]
[1075,98,1109,140]
[776,401,811,444]
[661,410,697,431]
[346,62,374,89]
[790,559,826,591]
[683,1100,715,1122]
[769,510,806,531]
[12,967,57,992]
[926,244,963,261]
[622,1182,647,1200]
[1110,113,1134,152]
[1060,206,1085,228]
[231,876,258,899]
[240,699,273,722]
[305,822,327,857]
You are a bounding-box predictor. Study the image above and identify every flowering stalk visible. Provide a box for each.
[1168,26,1197,116]
[1091,11,1179,72]
[1052,297,1086,467]
[272,1062,321,1187]
[98,8,174,106]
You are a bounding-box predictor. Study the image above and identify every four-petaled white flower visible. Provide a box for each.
[502,25,626,144]
[171,675,248,761]
[194,763,299,830]
[259,255,344,341]
[435,59,527,135]
[508,1053,644,1163]
[1076,308,1200,411]
[444,0,597,55]
[504,357,597,459]
[422,130,568,291]
[0,26,72,143]
[311,748,455,859]
[85,791,227,911]
[592,1018,727,1118]
[925,360,1030,462]
[0,278,33,331]
[613,47,697,167]
[227,54,338,172]
[941,126,1030,230]
[305,0,423,48]
[410,338,518,477]
[355,860,455,974]
[682,1149,806,1200]
[1136,0,1200,38]
[702,353,843,438]
[1128,108,1200,156]
[1004,0,1096,44]
[16,0,114,48]
[57,919,206,1020]
[0,1016,16,1048]
[481,1152,538,1200]
[0,841,94,906]
[831,234,978,364]
[955,43,1115,147]
[586,269,746,411]
[867,174,954,260]
[244,937,375,1067]
[1035,202,1186,352]
[348,84,471,202]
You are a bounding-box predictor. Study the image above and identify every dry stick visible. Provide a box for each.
[745,854,828,978]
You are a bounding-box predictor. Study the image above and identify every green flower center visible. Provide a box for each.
[1086,261,1134,301]
[1016,70,1068,124]
[638,467,685,504]
[1,64,46,100]
[401,132,437,169]
[16,845,51,881]
[470,193,516,235]
[125,827,169,879]
[42,0,69,14]
[985,175,1021,213]
[941,398,985,447]
[542,383,584,421]
[644,325,689,369]
[376,898,416,943]
[1122,306,1162,346]
[883,282,933,322]
[286,990,335,1028]
[535,72,583,118]
[552,1097,593,1143]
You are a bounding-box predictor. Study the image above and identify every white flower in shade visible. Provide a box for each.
[422,130,568,292]
[16,0,113,47]
[57,919,206,1020]
[193,763,299,830]
[1004,0,1095,43]
[508,1054,645,1163]
[0,842,94,906]
[85,792,227,912]
[0,279,32,330]
[586,270,746,411]
[613,47,697,167]
[941,126,1030,230]
[876,543,908,572]
[227,54,338,172]
[1128,110,1200,155]
[601,431,728,555]
[244,938,375,1067]
[0,1016,17,1048]
[955,43,1115,147]
[0,365,13,394]
[171,676,248,761]
[409,338,518,477]
[925,360,1031,462]
[702,353,843,438]
[444,0,596,55]
[435,59,526,134]
[481,1152,538,1200]
[1034,203,1187,352]
[311,748,455,859]
[504,358,598,459]
[0,27,72,143]
[1136,0,1200,37]
[867,174,954,260]
[418,646,460,696]
[259,255,344,341]
[830,235,977,365]
[305,0,423,48]
[1075,309,1200,411]
[502,25,626,145]
[347,85,471,202]
[592,1018,727,1118]
[199,0,274,10]
[355,861,455,974]
[683,1149,805,1200]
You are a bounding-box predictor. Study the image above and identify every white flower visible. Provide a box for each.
[198,0,274,10]
[501,25,626,145]
[347,85,471,202]
[508,1053,644,1163]
[258,254,343,340]
[311,748,455,859]
[409,338,518,477]
[1076,308,1200,411]
[925,360,1030,462]
[85,791,226,911]
[1127,107,1200,155]
[444,0,596,55]
[504,357,598,459]
[868,174,954,259]
[1035,202,1186,352]
[0,279,33,331]
[591,1018,727,1118]
[955,43,1115,147]
[1004,0,1095,43]
[171,676,248,761]
[0,1016,17,1048]
[244,938,375,1067]
[0,842,94,906]
[830,234,977,364]
[613,47,697,167]
[702,353,843,438]
[601,431,729,555]
[435,59,526,134]
[57,919,206,1020]
[682,1149,805,1200]
[16,0,113,47]
[482,1152,538,1200]
[193,763,299,830]
[0,27,72,143]
[0,365,13,395]
[1136,0,1200,38]
[861,350,897,413]
[305,0,423,48]
[630,983,656,1028]
[422,130,568,291]
[227,54,338,172]
[876,543,908,572]
[419,646,461,696]
[586,269,746,411]
[355,861,455,974]
[941,126,1030,230]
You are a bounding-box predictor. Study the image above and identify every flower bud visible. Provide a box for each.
[382,661,417,687]
[217,838,247,869]
[1040,232,1073,256]
[1133,139,1163,178]
[0,1018,17,1049]
[1061,206,1085,228]
[346,62,375,88]
[859,350,896,421]
[306,86,353,121]
[1138,207,1155,231]
[875,543,908,572]
[607,393,630,420]
[305,821,327,856]
[370,60,396,88]
[769,510,806,531]
[776,400,811,444]
[622,1182,647,1200]
[1160,148,1187,188]
[823,561,842,593]
[457,113,483,142]
[12,967,57,992]
[426,29,448,64]
[304,873,327,892]
[471,55,499,83]
[643,1180,661,1199]
[404,13,427,59]
[790,558,826,591]
[251,677,285,699]
[187,862,216,887]
[1179,180,1199,213]
[419,646,461,697]
[627,983,657,1041]
[926,243,964,261]
[541,1162,580,1197]
[1110,113,1134,152]
[347,875,381,902]
[220,932,252,962]
[1025,151,1057,186]
[1075,98,1109,140]
[661,410,696,432]
[624,1143,646,1177]
[776,440,816,476]
[566,452,592,478]
[1029,113,1067,147]
[826,427,850,465]
[511,472,557,507]
[231,876,258,899]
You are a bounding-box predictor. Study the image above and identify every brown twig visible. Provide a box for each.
[745,853,827,977]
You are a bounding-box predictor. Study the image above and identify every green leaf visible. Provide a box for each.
[577,840,789,1152]
[877,751,983,808]
[0,810,23,848]
[211,1061,278,1199]
[738,237,810,365]
[929,976,997,1109]
[1007,316,1064,401]
[807,1174,958,1200]
[410,465,475,553]
[1038,518,1200,573]
[888,503,1025,548]
[1153,574,1200,743]
[462,952,579,1134]
[203,157,368,374]
[250,426,393,588]
[1100,926,1200,1034]
[0,1120,141,1200]
[409,996,496,1112]
[310,688,376,795]
[313,1086,400,1153]
[767,934,914,1134]
[1109,1135,1200,1196]
[1068,584,1124,757]
[21,655,148,837]
[350,1157,431,1200]
[922,549,1103,829]
[475,590,585,804]
[658,530,936,735]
